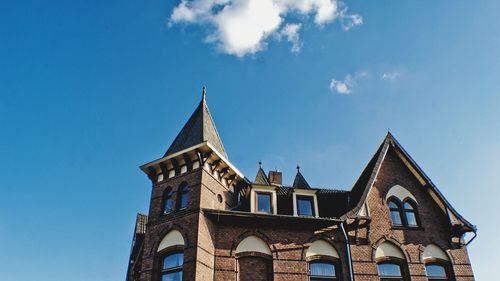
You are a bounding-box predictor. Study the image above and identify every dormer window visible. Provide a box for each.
[256,192,273,213]
[297,195,315,217]
[251,186,277,215]
[293,190,319,217]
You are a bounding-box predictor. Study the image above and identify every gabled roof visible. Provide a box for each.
[345,132,476,233]
[292,167,311,189]
[164,89,227,158]
[254,164,270,185]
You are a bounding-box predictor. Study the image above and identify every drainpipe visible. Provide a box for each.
[340,221,354,281]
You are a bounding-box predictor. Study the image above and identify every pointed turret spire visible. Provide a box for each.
[254,161,270,185]
[292,165,311,189]
[164,86,227,158]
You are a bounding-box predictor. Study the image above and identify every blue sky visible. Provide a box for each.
[1,0,499,280]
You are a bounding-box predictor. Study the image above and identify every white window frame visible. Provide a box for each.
[250,185,277,215]
[293,189,319,217]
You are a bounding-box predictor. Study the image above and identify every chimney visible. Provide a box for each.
[268,170,282,185]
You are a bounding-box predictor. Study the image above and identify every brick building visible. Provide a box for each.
[126,89,477,281]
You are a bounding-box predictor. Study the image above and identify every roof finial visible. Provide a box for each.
[296,165,300,172]
[202,85,206,100]
[259,161,262,169]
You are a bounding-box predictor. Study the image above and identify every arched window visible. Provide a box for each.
[402,200,418,227]
[388,199,403,226]
[161,252,183,281]
[423,244,453,281]
[163,188,173,214]
[306,240,341,281]
[157,230,185,281]
[310,261,337,280]
[375,242,409,281]
[177,183,189,210]
[378,262,404,281]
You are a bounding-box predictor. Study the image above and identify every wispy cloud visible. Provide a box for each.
[338,5,363,31]
[381,72,400,81]
[329,71,369,94]
[169,0,362,57]
[279,23,302,53]
[330,74,354,94]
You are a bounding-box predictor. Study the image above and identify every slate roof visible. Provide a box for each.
[254,166,270,185]
[231,131,474,233]
[292,168,311,189]
[164,90,227,159]
[135,213,148,235]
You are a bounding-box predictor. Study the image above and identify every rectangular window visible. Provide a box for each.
[256,192,272,213]
[297,195,315,217]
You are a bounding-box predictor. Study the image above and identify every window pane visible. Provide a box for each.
[310,262,335,277]
[162,271,182,281]
[163,252,183,269]
[378,263,402,277]
[388,201,399,209]
[257,193,272,213]
[180,187,188,209]
[405,211,418,226]
[426,264,447,278]
[298,196,314,216]
[165,193,173,213]
[391,210,402,225]
[403,202,414,210]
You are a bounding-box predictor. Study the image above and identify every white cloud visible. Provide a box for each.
[381,72,400,81]
[339,8,363,31]
[329,70,370,94]
[169,0,362,57]
[330,74,353,94]
[279,23,302,53]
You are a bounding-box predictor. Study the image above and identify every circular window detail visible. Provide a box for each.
[217,194,223,203]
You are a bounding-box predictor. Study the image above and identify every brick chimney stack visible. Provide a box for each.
[268,170,282,185]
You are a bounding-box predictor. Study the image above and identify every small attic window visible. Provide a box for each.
[297,195,315,217]
[192,161,200,169]
[256,192,273,214]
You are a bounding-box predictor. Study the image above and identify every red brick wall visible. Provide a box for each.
[238,256,271,281]
[136,147,475,281]
[348,148,475,281]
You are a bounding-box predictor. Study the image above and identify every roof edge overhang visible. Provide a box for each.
[140,142,242,177]
[202,208,342,223]
[139,141,248,187]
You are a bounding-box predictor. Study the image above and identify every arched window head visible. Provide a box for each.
[163,188,173,214]
[306,240,339,258]
[309,260,337,281]
[161,252,183,281]
[403,200,418,227]
[375,242,408,281]
[177,183,189,210]
[157,230,185,252]
[388,199,403,226]
[423,244,452,281]
[235,235,271,255]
